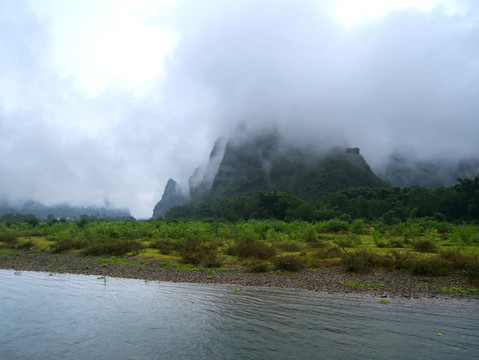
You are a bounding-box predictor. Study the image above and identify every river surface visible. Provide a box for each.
[0,270,478,359]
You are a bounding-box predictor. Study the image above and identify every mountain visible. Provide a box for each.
[152,179,190,218]
[0,200,132,220]
[383,153,479,188]
[152,131,388,218]
[204,132,387,200]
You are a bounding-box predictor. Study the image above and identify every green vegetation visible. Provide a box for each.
[166,175,479,223]
[0,213,478,286]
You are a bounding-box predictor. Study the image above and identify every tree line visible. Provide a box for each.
[166,175,479,223]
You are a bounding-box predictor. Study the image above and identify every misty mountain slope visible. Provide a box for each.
[188,137,227,200]
[152,179,190,219]
[384,153,479,188]
[153,132,389,218]
[205,135,388,200]
[0,200,131,220]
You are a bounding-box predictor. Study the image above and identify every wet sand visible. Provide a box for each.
[1,250,477,300]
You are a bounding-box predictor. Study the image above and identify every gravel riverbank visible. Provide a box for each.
[1,250,477,300]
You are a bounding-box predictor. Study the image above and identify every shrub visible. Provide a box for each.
[314,246,341,259]
[390,250,417,271]
[51,238,86,253]
[316,219,349,233]
[370,227,384,246]
[464,256,479,286]
[388,238,405,248]
[227,237,276,260]
[450,226,479,245]
[413,239,437,253]
[0,231,18,245]
[412,256,451,276]
[249,259,269,272]
[289,222,318,242]
[376,238,404,249]
[150,239,181,254]
[274,242,302,252]
[350,219,367,235]
[81,239,143,256]
[179,237,221,267]
[274,255,306,271]
[333,234,362,248]
[341,248,384,273]
[338,214,352,223]
[438,250,470,270]
[382,210,399,225]
[16,239,35,250]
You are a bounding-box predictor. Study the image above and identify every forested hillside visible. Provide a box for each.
[166,176,479,223]
[153,131,388,218]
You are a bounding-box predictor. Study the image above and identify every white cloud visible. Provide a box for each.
[331,0,471,28]
[27,0,179,96]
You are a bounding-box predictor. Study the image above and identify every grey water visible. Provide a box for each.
[0,270,478,360]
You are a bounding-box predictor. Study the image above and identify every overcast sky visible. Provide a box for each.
[1,0,478,218]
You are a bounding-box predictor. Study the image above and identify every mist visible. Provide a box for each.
[1,0,478,218]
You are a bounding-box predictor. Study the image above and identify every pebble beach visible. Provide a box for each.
[1,250,477,300]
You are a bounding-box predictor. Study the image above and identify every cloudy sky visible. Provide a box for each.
[1,0,478,218]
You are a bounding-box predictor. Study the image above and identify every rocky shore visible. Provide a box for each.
[1,250,477,300]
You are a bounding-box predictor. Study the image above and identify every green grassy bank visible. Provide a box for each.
[1,217,478,286]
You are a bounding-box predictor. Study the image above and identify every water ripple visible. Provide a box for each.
[0,270,478,360]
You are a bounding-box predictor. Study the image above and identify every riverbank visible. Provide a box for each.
[0,250,477,299]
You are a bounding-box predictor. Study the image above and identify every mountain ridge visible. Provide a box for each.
[152,132,388,218]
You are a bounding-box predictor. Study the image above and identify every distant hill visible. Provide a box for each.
[152,131,388,218]
[0,200,132,220]
[383,153,479,188]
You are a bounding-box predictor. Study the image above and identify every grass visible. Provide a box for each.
[1,219,478,283]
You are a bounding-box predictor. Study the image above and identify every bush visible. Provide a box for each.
[274,242,302,252]
[464,256,479,286]
[0,231,18,245]
[314,246,341,259]
[150,239,181,254]
[227,237,276,260]
[316,219,349,233]
[16,239,35,250]
[438,250,470,270]
[450,226,479,245]
[338,214,352,223]
[390,250,417,271]
[179,237,221,267]
[376,238,404,249]
[82,239,143,256]
[350,219,367,235]
[274,255,306,271]
[412,256,451,276]
[51,238,86,253]
[342,248,384,273]
[413,239,437,253]
[382,210,399,225]
[333,234,362,248]
[388,238,405,248]
[249,259,269,272]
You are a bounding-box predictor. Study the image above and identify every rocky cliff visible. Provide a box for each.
[152,132,388,218]
[152,179,190,218]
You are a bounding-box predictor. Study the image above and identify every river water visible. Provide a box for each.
[0,270,478,359]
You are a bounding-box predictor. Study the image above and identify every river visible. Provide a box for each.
[0,270,477,359]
